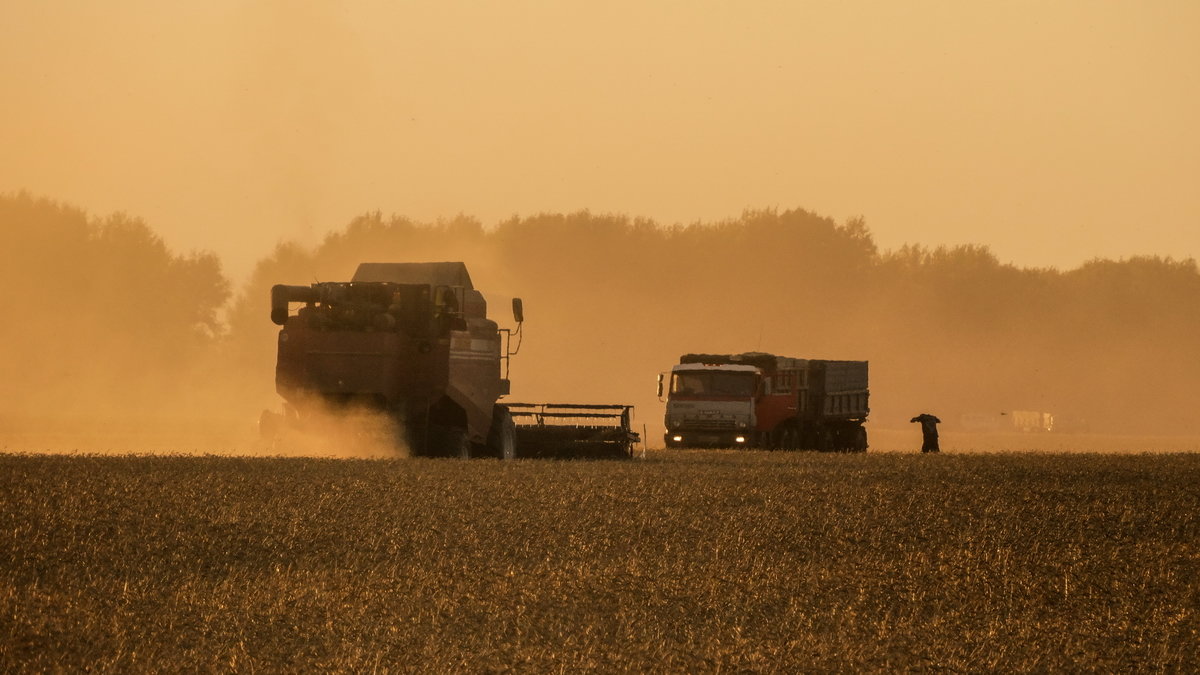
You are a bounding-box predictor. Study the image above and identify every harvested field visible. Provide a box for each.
[1,450,1197,671]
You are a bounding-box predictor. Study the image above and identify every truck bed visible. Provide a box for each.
[817,360,869,395]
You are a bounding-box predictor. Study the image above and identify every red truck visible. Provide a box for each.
[658,352,869,451]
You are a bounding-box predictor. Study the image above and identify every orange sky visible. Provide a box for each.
[1,1,1197,280]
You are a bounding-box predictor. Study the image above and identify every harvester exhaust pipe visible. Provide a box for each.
[271,284,318,325]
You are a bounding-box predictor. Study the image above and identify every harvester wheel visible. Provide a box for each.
[488,407,517,460]
[428,426,472,458]
[259,410,281,441]
[817,428,833,452]
[452,429,472,458]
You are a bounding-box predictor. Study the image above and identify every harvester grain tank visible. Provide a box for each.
[658,352,869,451]
[263,262,638,458]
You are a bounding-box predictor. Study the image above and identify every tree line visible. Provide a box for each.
[4,191,1197,434]
[0,193,228,420]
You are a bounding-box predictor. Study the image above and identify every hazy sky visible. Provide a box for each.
[2,1,1197,280]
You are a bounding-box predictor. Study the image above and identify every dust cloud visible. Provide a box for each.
[3,193,1199,453]
[259,397,410,460]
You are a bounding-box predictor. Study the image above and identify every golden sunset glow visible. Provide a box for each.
[2,2,1196,280]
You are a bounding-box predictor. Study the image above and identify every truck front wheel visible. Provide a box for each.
[780,426,800,450]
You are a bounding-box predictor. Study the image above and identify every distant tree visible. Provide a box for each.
[0,193,229,417]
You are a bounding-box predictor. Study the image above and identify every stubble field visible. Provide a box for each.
[1,450,1197,672]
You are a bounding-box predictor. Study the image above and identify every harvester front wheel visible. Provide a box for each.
[425,425,472,458]
[450,428,472,459]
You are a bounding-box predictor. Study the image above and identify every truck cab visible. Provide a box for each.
[662,363,759,448]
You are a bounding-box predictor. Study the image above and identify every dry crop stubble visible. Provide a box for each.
[0,450,1197,671]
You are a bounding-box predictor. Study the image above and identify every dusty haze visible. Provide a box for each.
[3,195,1199,454]
[1,3,1198,452]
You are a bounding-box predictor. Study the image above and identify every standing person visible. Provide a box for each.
[910,413,941,453]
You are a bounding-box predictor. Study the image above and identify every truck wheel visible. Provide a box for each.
[771,428,784,450]
[782,426,799,451]
[853,426,868,452]
[800,428,815,451]
[488,407,517,460]
[817,428,833,452]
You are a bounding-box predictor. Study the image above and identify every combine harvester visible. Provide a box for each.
[261,262,639,458]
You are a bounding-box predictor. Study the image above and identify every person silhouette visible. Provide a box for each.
[910,413,941,453]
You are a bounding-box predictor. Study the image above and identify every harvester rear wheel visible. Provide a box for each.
[488,407,517,460]
[259,410,281,441]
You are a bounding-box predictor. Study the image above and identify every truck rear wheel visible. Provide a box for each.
[853,426,868,452]
[817,428,833,452]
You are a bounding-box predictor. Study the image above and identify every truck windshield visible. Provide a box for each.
[671,372,756,397]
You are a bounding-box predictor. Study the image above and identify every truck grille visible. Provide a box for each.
[683,419,738,430]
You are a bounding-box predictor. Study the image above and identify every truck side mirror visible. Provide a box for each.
[656,373,664,398]
[512,298,524,323]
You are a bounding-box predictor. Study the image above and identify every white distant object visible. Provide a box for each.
[1007,410,1055,433]
[960,410,1054,433]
